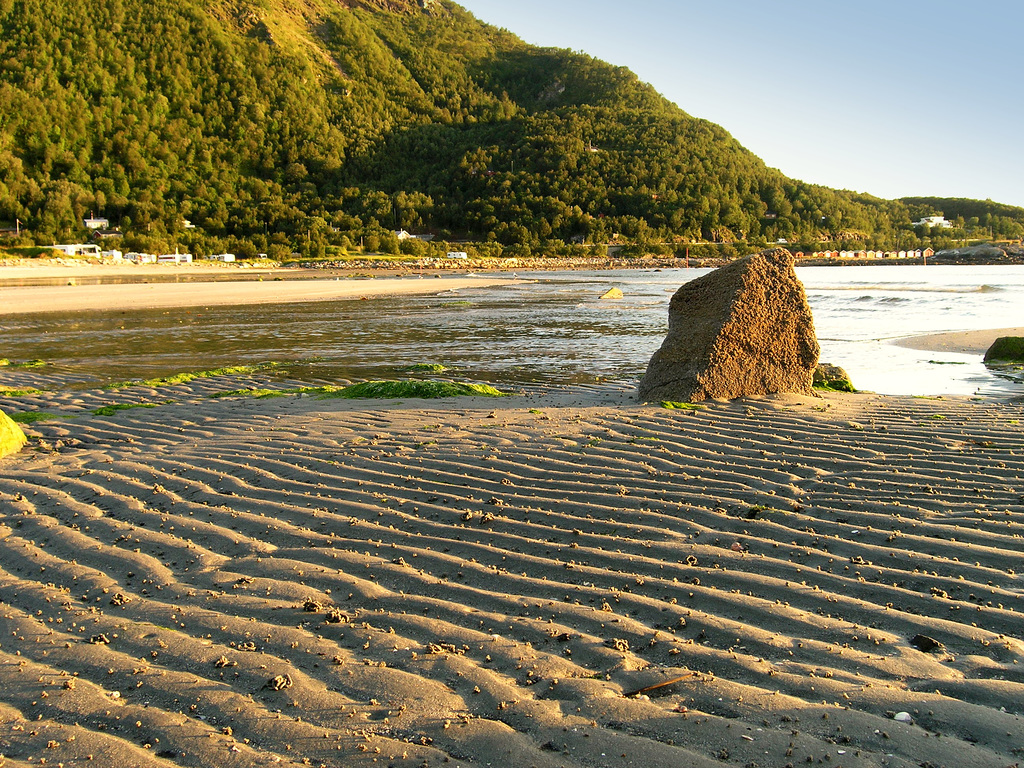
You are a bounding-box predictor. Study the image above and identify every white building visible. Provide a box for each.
[208,253,236,262]
[913,215,953,229]
[157,252,193,263]
[83,217,109,229]
[51,243,100,257]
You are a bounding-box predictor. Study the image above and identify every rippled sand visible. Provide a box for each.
[1,371,1023,768]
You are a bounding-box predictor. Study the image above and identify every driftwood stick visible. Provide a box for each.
[623,672,695,697]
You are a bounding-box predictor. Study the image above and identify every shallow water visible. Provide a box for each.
[1,264,1023,396]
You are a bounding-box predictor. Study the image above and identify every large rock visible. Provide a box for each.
[638,248,819,402]
[0,408,27,459]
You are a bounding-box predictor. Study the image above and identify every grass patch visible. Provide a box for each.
[0,246,56,258]
[660,401,704,410]
[9,411,75,424]
[106,362,281,389]
[325,380,507,400]
[92,402,160,416]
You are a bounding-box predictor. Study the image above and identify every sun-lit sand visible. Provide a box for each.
[893,327,1024,356]
[0,262,512,315]
[1,358,1022,767]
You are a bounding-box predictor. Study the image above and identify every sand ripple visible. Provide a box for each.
[1,376,1023,767]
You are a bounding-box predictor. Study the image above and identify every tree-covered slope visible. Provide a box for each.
[901,197,1024,239]
[1,0,1016,256]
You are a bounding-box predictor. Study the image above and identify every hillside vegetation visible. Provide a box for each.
[1,0,1022,258]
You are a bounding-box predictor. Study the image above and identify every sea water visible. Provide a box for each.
[1,263,1022,396]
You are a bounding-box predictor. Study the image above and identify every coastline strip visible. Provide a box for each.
[0,276,513,315]
[893,326,1024,355]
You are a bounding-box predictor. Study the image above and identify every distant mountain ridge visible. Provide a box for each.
[1,0,1021,257]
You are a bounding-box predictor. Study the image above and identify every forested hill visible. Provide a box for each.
[1,0,1020,258]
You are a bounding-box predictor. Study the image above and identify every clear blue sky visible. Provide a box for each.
[457,0,1024,208]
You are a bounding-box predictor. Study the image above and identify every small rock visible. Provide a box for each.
[909,634,944,653]
[265,674,293,691]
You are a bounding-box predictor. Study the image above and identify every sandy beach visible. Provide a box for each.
[0,264,513,315]
[893,327,1024,357]
[1,364,1022,768]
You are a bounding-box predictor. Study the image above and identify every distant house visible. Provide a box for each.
[923,247,935,258]
[83,216,109,229]
[913,215,953,229]
[91,228,122,239]
[394,230,435,242]
[125,252,157,264]
[446,251,468,259]
[51,243,100,257]
[208,253,236,262]
[182,219,197,229]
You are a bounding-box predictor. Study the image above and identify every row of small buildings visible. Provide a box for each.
[48,243,236,263]
[796,248,936,260]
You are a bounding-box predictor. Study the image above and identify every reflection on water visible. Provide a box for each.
[1,264,1023,397]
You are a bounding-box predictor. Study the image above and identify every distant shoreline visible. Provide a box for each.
[3,250,1023,288]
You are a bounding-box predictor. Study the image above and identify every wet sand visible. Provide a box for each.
[1,367,1022,768]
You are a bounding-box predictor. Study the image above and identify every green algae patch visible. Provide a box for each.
[106,362,282,390]
[813,363,855,393]
[660,401,704,410]
[0,386,42,397]
[400,363,449,373]
[0,359,47,369]
[0,409,27,458]
[212,385,341,400]
[92,402,161,417]
[7,411,73,425]
[326,380,507,400]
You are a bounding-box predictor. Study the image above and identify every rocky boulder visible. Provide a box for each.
[984,336,1024,363]
[813,363,855,392]
[638,248,819,403]
[0,408,26,460]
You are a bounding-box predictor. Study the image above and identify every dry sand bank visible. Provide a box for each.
[894,327,1024,357]
[0,260,285,282]
[0,275,513,315]
[0,372,1023,768]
